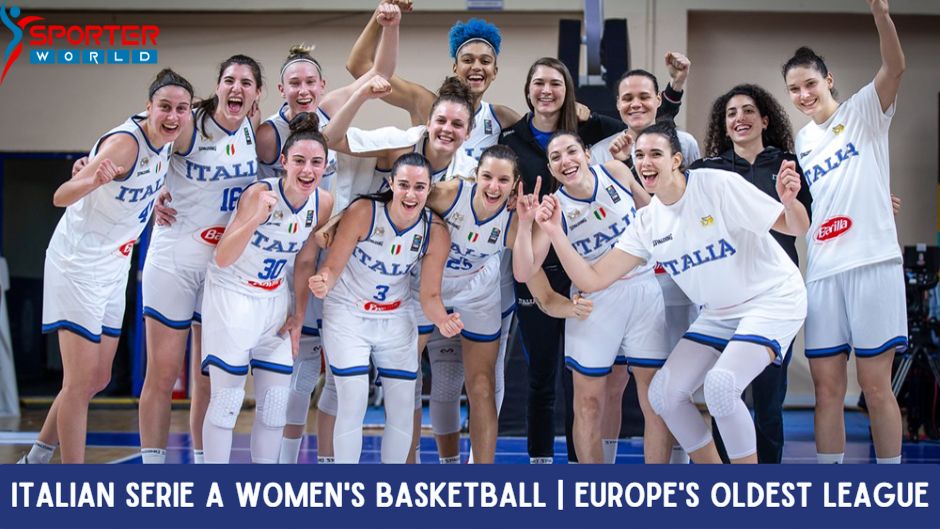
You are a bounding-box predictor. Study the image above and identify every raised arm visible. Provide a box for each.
[773,160,811,236]
[346,0,435,125]
[511,177,553,282]
[321,75,393,156]
[537,194,642,293]
[309,199,372,298]
[53,134,136,207]
[869,0,905,112]
[319,3,401,117]
[280,190,334,356]
[419,216,464,337]
[214,184,279,267]
[603,157,650,208]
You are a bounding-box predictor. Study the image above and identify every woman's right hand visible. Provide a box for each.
[154,190,177,226]
[515,176,542,224]
[535,194,563,236]
[309,271,330,299]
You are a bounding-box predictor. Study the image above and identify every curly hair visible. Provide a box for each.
[703,84,794,157]
[449,18,501,59]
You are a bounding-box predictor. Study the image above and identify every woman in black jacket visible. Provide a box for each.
[690,84,812,464]
[499,56,683,463]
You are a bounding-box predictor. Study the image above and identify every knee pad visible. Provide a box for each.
[703,368,738,419]
[207,387,245,429]
[286,388,313,426]
[290,358,322,395]
[430,357,464,404]
[259,385,290,429]
[414,364,423,410]
[647,367,671,416]
[317,370,338,416]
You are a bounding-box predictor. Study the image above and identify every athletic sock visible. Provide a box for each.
[876,455,901,464]
[279,437,302,464]
[439,455,461,464]
[602,439,618,464]
[192,449,205,464]
[141,448,166,464]
[817,452,844,464]
[20,441,56,464]
[669,445,690,464]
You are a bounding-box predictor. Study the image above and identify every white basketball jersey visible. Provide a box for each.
[614,168,798,315]
[557,165,650,280]
[328,201,431,317]
[47,114,170,283]
[206,177,319,297]
[148,111,258,270]
[463,101,502,160]
[795,81,899,283]
[258,104,337,191]
[369,132,481,194]
[441,179,512,278]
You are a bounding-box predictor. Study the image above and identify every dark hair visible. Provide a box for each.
[477,144,521,184]
[636,121,682,160]
[282,111,327,157]
[617,68,659,95]
[360,153,433,204]
[429,76,474,133]
[280,43,323,82]
[546,129,586,153]
[524,57,578,133]
[194,54,264,137]
[703,84,794,157]
[782,46,837,98]
[148,68,194,100]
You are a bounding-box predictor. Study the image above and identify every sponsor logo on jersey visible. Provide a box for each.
[305,209,315,228]
[410,234,423,252]
[363,299,402,312]
[593,207,607,220]
[373,227,385,238]
[247,278,283,291]
[198,146,217,152]
[654,263,667,274]
[832,124,845,135]
[569,217,587,230]
[450,212,464,228]
[488,227,501,244]
[198,226,225,245]
[652,234,673,247]
[605,185,621,203]
[390,244,402,255]
[273,210,284,221]
[243,127,252,145]
[700,215,714,227]
[815,216,852,242]
[799,150,811,159]
[287,222,299,234]
[116,239,135,257]
[467,232,479,243]
[484,118,493,135]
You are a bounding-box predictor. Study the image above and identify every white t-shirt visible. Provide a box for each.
[796,81,899,283]
[614,168,798,317]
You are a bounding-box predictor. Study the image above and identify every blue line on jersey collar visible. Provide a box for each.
[469,182,507,225]
[558,166,599,204]
[383,201,424,236]
[278,177,309,214]
[130,113,166,155]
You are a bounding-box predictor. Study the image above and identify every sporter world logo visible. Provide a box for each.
[1,4,159,86]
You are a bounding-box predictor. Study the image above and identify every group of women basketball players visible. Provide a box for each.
[23,0,906,465]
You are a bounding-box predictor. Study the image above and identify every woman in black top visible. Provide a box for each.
[499,57,683,463]
[690,84,812,463]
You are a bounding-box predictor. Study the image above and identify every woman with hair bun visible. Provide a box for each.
[254,3,401,465]
[782,0,906,465]
[199,112,334,464]
[21,69,193,464]
[138,54,263,464]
